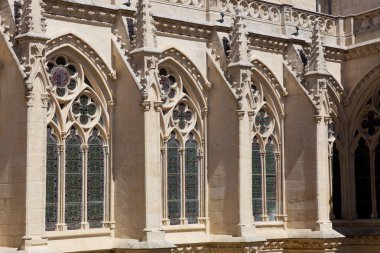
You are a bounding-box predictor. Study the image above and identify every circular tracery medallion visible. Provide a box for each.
[51,66,70,88]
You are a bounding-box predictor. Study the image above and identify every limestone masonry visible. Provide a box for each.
[0,0,379,252]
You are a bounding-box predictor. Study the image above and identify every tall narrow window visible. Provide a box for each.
[265,139,276,221]
[185,135,199,224]
[65,128,83,230]
[252,107,280,222]
[252,138,262,221]
[352,86,380,220]
[159,67,205,226]
[332,143,342,219]
[375,141,380,218]
[45,54,110,231]
[87,130,104,228]
[355,138,371,219]
[46,127,58,231]
[167,134,181,225]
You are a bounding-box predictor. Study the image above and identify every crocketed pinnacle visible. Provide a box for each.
[229,5,250,64]
[307,20,328,74]
[17,0,47,34]
[134,0,157,49]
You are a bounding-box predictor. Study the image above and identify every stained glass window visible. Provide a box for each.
[375,141,380,218]
[46,127,58,231]
[87,129,104,228]
[65,128,83,230]
[185,136,199,224]
[167,133,181,225]
[265,139,276,221]
[252,138,262,221]
[332,143,342,219]
[355,138,372,219]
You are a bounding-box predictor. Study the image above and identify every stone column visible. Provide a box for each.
[141,101,165,241]
[314,115,332,230]
[237,110,254,236]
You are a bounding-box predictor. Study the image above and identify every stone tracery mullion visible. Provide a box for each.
[45,54,109,231]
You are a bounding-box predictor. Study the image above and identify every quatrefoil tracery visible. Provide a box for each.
[172,102,193,131]
[255,110,272,135]
[71,95,98,127]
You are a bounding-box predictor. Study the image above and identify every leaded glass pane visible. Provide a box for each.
[252,139,262,221]
[87,131,104,228]
[375,141,380,218]
[355,138,372,219]
[167,134,180,225]
[46,127,58,231]
[265,141,276,221]
[185,138,199,224]
[65,129,82,230]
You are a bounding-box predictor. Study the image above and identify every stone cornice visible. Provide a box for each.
[155,17,213,40]
[40,0,380,62]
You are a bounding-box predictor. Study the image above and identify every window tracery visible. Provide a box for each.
[250,78,282,223]
[160,67,204,226]
[353,86,380,219]
[45,54,110,231]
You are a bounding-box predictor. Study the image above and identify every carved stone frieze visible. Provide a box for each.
[43,0,117,24]
[154,0,206,9]
[355,9,380,34]
[156,18,213,40]
[284,239,341,251]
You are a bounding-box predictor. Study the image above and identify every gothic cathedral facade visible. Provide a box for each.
[0,0,379,252]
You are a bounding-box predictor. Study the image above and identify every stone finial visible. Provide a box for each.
[228,5,250,64]
[307,20,328,74]
[17,0,47,34]
[134,0,157,49]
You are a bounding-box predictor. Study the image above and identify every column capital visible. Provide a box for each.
[237,110,246,120]
[141,101,152,111]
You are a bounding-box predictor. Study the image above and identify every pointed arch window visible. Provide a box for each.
[352,86,380,219]
[45,55,110,231]
[160,67,205,226]
[251,104,283,222]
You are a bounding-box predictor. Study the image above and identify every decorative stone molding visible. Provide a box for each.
[252,59,287,97]
[354,8,380,34]
[156,17,213,40]
[344,236,380,245]
[158,47,212,91]
[154,0,206,9]
[284,239,341,251]
[46,33,116,80]
[219,0,335,35]
[221,0,282,24]
[249,35,289,54]
[44,0,117,25]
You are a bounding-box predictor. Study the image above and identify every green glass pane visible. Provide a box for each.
[185,139,198,224]
[252,141,262,221]
[46,128,58,231]
[167,135,180,225]
[65,129,82,230]
[87,133,104,228]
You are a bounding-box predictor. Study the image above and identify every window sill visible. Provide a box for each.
[162,223,206,233]
[254,221,285,229]
[46,228,112,240]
